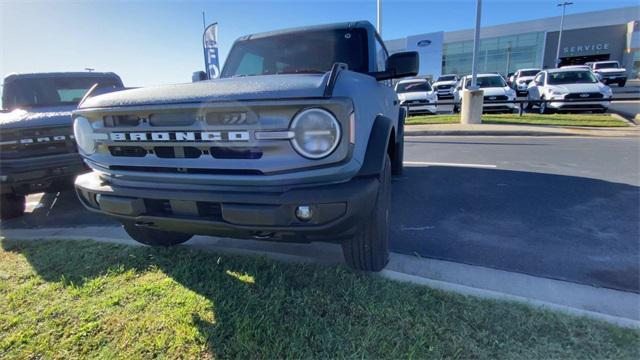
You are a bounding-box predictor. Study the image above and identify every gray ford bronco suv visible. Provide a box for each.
[0,72,124,219]
[73,22,418,271]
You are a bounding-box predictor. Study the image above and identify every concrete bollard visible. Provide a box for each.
[460,89,484,124]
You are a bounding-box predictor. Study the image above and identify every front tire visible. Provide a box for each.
[0,194,26,220]
[123,221,193,246]
[342,155,391,271]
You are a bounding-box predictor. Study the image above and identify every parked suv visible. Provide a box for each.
[526,68,612,113]
[432,74,459,98]
[511,68,541,96]
[0,72,124,219]
[395,79,437,115]
[586,61,627,87]
[452,74,517,113]
[72,22,418,271]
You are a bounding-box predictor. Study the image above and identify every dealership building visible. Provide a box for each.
[385,6,640,79]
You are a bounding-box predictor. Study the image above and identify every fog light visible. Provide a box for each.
[295,205,313,222]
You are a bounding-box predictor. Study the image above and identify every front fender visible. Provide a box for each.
[357,115,394,177]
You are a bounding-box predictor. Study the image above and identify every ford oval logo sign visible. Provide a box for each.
[579,93,590,98]
[417,39,432,47]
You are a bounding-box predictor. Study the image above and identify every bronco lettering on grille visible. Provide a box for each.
[109,131,250,142]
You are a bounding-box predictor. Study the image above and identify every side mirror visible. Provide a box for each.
[374,51,419,81]
[192,71,207,82]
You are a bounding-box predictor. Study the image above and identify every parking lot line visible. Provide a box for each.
[403,161,497,168]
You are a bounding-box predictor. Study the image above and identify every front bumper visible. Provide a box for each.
[483,102,517,112]
[75,171,379,242]
[599,74,627,83]
[548,99,610,111]
[0,153,86,195]
[404,104,437,114]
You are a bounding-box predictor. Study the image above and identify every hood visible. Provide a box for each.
[481,87,510,96]
[0,105,75,130]
[80,73,330,109]
[595,68,626,74]
[433,80,457,86]
[517,76,535,82]
[397,91,435,101]
[548,83,607,93]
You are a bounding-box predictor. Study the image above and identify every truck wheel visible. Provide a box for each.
[618,80,626,87]
[391,112,404,176]
[342,154,391,271]
[0,194,26,220]
[539,98,554,114]
[123,221,193,246]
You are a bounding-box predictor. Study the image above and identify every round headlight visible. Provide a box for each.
[290,108,341,159]
[73,116,95,155]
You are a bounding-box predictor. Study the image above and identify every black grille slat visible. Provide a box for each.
[109,146,147,157]
[565,93,604,99]
[484,95,508,101]
[0,126,76,159]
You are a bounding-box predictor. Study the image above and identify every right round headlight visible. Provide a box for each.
[290,108,341,159]
[73,116,95,155]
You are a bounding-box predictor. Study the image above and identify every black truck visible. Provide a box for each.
[1,72,124,219]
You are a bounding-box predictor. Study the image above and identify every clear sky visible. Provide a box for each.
[1,0,638,87]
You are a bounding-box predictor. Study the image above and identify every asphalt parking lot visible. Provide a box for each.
[2,135,638,293]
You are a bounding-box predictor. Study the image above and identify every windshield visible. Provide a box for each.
[520,70,539,77]
[221,29,368,78]
[2,76,121,110]
[437,75,456,82]
[594,62,619,70]
[396,82,431,93]
[466,76,506,89]
[547,71,598,85]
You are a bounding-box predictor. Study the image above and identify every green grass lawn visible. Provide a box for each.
[1,239,638,359]
[406,113,630,127]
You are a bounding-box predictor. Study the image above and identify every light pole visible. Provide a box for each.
[470,0,482,89]
[376,0,382,35]
[554,1,573,68]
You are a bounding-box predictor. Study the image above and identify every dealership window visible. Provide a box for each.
[442,32,545,76]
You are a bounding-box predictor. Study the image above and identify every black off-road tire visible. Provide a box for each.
[342,155,391,271]
[391,111,405,176]
[0,194,26,220]
[123,221,193,246]
[539,97,554,114]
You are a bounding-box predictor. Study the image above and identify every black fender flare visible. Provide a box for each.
[357,115,395,177]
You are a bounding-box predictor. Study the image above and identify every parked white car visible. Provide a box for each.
[394,79,437,115]
[526,68,612,114]
[453,74,517,113]
[511,68,541,96]
[432,74,459,98]
[585,61,627,87]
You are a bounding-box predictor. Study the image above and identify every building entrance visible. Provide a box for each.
[559,54,610,66]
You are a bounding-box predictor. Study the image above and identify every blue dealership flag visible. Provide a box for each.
[203,23,220,79]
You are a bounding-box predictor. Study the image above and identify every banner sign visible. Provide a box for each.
[203,23,220,79]
[407,31,444,80]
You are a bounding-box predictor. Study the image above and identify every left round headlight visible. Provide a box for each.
[290,108,341,159]
[73,116,95,155]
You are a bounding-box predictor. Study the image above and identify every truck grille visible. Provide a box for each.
[564,93,604,99]
[0,126,76,160]
[484,95,508,101]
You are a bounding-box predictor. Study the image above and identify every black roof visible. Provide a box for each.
[3,72,122,84]
[236,21,376,42]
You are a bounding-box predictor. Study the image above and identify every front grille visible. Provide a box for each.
[106,145,262,159]
[403,99,429,105]
[0,126,76,160]
[437,84,453,90]
[484,95,508,101]
[565,93,603,99]
[109,165,263,175]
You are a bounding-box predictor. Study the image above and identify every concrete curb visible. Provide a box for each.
[3,227,639,329]
[405,126,640,137]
